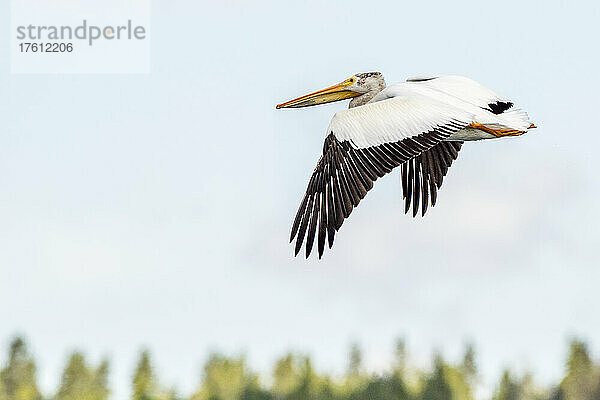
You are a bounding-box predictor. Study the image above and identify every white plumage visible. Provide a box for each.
[369,75,533,138]
[329,95,472,148]
[406,75,510,109]
[277,73,536,258]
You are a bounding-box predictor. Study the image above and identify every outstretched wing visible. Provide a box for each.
[400,141,463,217]
[406,75,514,114]
[290,96,473,258]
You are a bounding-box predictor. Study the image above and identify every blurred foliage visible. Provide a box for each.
[560,340,600,400]
[2,336,600,400]
[56,352,109,400]
[0,338,41,400]
[492,371,521,400]
[132,350,176,400]
[191,354,263,400]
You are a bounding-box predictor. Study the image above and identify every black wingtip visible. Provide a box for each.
[305,243,313,259]
[412,202,418,218]
[294,241,302,257]
[318,241,324,259]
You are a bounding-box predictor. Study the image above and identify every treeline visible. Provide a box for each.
[1,336,600,400]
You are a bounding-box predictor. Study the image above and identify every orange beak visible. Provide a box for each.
[276,79,360,109]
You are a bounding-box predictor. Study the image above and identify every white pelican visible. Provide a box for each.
[277,73,536,259]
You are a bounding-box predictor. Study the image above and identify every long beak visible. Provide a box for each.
[276,80,360,109]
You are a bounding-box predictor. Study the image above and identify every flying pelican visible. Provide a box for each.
[277,73,536,259]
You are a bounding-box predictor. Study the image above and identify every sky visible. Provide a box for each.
[1,0,600,399]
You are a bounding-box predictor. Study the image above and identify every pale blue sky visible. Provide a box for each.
[1,0,600,399]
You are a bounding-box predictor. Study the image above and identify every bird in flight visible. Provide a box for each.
[277,73,536,259]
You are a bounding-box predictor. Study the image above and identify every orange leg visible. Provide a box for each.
[467,122,534,137]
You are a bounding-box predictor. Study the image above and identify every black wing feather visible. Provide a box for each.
[487,101,513,115]
[291,121,466,258]
[400,141,464,218]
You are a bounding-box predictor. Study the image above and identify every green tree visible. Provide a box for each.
[493,371,521,400]
[286,357,320,400]
[394,338,408,376]
[272,355,330,400]
[0,337,41,400]
[356,375,411,400]
[56,352,109,400]
[272,354,300,398]
[460,344,477,383]
[132,350,157,400]
[420,356,453,400]
[239,384,271,400]
[492,371,544,400]
[93,360,110,400]
[444,365,473,400]
[191,354,260,400]
[131,350,177,400]
[560,339,598,400]
[343,344,366,397]
[314,377,335,400]
[348,344,362,377]
[519,374,546,400]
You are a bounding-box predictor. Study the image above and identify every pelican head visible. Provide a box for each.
[276,72,386,109]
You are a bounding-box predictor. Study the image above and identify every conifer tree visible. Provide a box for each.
[0,337,41,400]
[192,354,259,400]
[420,356,452,400]
[272,354,300,399]
[560,339,597,400]
[492,371,521,400]
[460,343,477,382]
[56,352,109,400]
[133,350,157,400]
